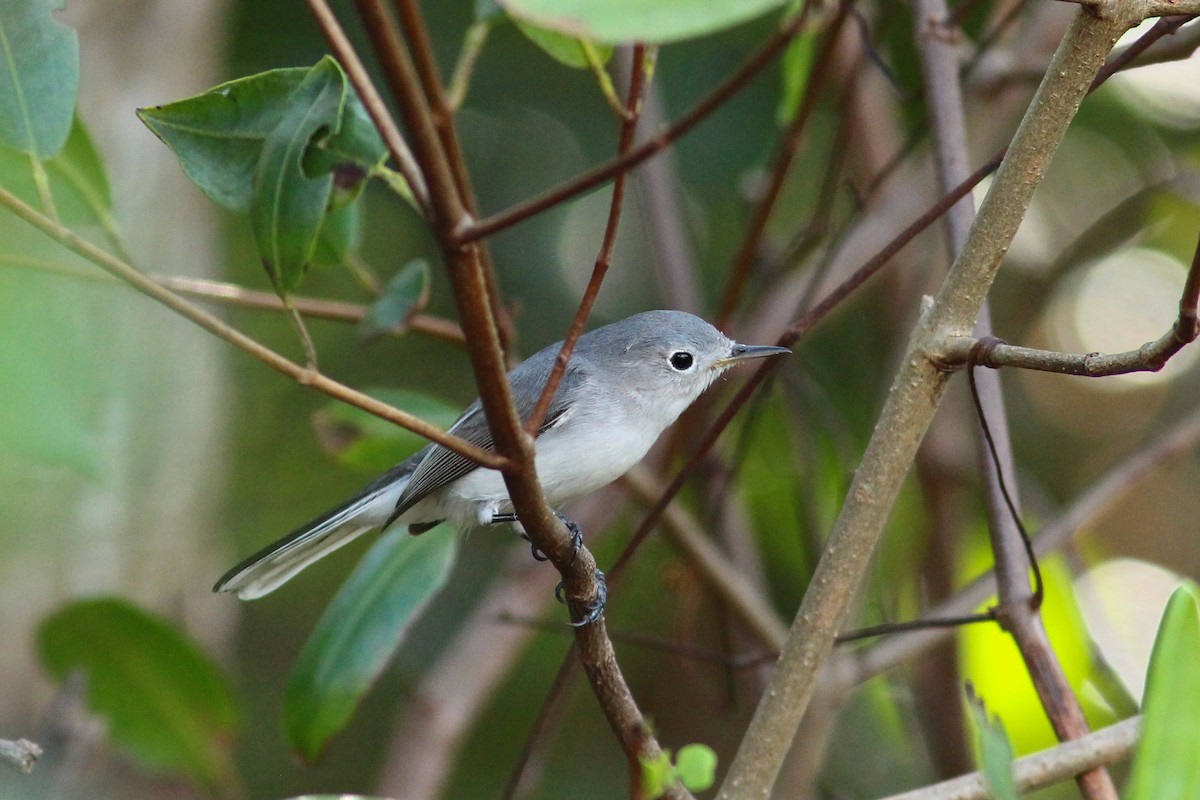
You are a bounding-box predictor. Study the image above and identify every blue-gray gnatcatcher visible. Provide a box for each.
[215,310,788,602]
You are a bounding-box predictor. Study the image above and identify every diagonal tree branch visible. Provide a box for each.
[0,184,501,468]
[716,7,1143,798]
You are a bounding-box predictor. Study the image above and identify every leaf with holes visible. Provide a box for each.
[251,58,346,295]
[138,61,387,214]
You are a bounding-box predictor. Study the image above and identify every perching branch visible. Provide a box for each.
[340,1,685,792]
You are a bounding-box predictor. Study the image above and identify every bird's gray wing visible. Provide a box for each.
[389,355,587,523]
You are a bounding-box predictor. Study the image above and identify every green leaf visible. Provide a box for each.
[0,115,112,227]
[675,743,717,791]
[313,387,459,473]
[139,68,308,211]
[1127,583,1200,800]
[138,61,385,214]
[965,685,1018,800]
[251,58,346,295]
[776,27,816,126]
[311,200,362,269]
[284,527,458,761]
[475,0,504,20]
[37,598,239,786]
[499,0,787,44]
[640,750,674,800]
[359,260,430,340]
[0,0,79,158]
[512,19,612,69]
[304,92,387,209]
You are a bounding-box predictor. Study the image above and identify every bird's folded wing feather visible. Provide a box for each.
[389,356,586,522]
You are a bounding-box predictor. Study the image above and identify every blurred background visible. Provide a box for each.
[1,1,1199,798]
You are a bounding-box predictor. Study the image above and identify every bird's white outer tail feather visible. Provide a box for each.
[215,482,402,600]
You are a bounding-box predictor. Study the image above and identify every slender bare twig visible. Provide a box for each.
[919,3,1116,794]
[458,11,816,244]
[880,716,1140,800]
[306,0,430,215]
[527,46,647,435]
[155,275,467,343]
[715,0,833,327]
[941,238,1200,375]
[392,0,515,356]
[0,738,41,775]
[0,184,502,467]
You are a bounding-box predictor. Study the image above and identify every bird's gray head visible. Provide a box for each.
[574,310,789,415]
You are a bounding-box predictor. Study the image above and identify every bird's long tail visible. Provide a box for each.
[213,479,404,600]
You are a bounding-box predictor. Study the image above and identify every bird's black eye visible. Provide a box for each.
[669,351,694,371]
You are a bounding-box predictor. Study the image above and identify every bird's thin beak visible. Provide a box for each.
[716,343,791,368]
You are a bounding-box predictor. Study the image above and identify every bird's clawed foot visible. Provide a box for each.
[556,569,607,627]
[492,511,583,564]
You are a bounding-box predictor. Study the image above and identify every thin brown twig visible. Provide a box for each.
[458,11,815,244]
[942,234,1200,374]
[0,183,502,468]
[715,0,834,328]
[306,0,431,216]
[500,646,580,800]
[393,0,516,356]
[526,46,648,436]
[154,275,467,343]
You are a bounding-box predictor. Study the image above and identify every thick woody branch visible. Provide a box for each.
[716,8,1139,799]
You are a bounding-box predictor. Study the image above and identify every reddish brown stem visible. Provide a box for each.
[715,0,836,328]
[458,11,814,244]
[526,46,648,435]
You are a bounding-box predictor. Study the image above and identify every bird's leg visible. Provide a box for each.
[492,511,602,624]
[490,510,582,564]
